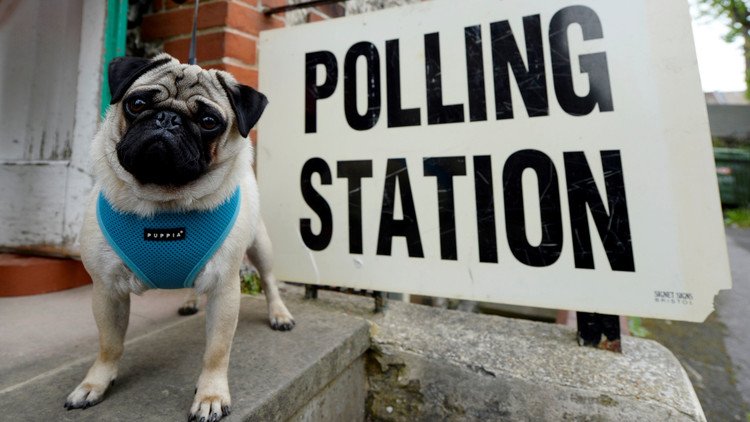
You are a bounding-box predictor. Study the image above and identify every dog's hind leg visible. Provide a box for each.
[65,281,129,410]
[178,289,200,315]
[247,219,295,331]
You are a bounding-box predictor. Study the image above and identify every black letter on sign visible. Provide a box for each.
[490,15,548,120]
[377,159,424,257]
[386,39,421,127]
[549,6,614,116]
[474,155,498,263]
[503,150,563,267]
[300,158,333,251]
[424,157,467,260]
[305,51,338,133]
[344,42,381,130]
[424,32,465,125]
[564,150,634,272]
[337,160,373,254]
[465,25,487,122]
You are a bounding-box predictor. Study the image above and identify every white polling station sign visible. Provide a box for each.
[257,0,731,321]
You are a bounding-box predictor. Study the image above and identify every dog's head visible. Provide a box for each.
[105,54,267,187]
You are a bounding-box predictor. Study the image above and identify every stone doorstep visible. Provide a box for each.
[0,254,91,297]
[0,294,371,421]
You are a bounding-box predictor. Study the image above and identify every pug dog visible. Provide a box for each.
[65,53,295,421]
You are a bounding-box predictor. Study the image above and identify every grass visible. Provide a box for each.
[627,317,650,338]
[724,208,750,228]
[240,271,262,295]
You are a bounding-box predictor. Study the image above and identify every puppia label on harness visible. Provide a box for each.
[144,227,186,241]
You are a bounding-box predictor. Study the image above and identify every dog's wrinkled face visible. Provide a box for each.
[107,55,267,187]
[116,85,227,186]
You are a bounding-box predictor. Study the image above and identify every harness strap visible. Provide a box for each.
[97,187,241,289]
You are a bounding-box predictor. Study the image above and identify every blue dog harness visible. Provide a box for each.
[97,187,241,289]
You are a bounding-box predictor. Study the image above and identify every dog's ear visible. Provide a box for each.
[108,56,171,104]
[218,75,269,138]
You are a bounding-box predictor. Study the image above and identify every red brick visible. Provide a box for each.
[225,32,257,65]
[226,2,284,36]
[203,62,258,88]
[164,32,224,63]
[307,12,326,23]
[142,1,228,41]
[261,0,286,7]
[164,32,256,65]
[0,254,91,297]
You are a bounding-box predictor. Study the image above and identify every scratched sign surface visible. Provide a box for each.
[258,0,730,321]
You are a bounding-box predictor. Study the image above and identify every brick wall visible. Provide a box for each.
[142,1,346,88]
[140,0,347,142]
[143,0,281,88]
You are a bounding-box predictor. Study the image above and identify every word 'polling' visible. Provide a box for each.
[305,5,613,133]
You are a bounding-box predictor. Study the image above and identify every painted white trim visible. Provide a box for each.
[0,0,105,256]
[62,0,107,254]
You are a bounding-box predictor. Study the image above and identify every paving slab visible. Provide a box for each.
[0,292,370,421]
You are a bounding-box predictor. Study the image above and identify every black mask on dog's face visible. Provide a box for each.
[115,90,226,186]
[107,56,268,187]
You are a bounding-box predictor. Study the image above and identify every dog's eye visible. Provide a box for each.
[126,98,147,115]
[200,115,218,131]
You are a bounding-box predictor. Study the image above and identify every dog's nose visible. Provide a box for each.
[155,111,182,130]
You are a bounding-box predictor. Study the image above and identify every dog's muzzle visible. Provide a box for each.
[116,110,208,186]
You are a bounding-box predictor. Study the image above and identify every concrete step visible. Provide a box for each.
[0,291,370,421]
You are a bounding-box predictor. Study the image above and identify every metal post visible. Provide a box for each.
[304,284,319,299]
[576,312,622,352]
[187,0,199,65]
[373,291,388,313]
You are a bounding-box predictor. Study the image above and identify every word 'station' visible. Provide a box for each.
[300,152,633,271]
[259,0,731,321]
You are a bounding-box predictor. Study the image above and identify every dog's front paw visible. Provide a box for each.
[64,379,114,410]
[269,302,295,331]
[188,386,231,422]
[65,360,118,410]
